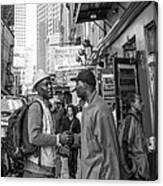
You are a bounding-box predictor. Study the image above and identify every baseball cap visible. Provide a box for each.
[71,69,96,86]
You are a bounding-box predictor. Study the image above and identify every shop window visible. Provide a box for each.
[144,20,156,54]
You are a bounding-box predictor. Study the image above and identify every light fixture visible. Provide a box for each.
[90,14,97,19]
[82,39,91,48]
[76,56,82,63]
[78,48,86,56]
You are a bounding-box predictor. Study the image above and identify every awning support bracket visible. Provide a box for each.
[94,21,107,35]
[104,19,112,29]
[117,2,126,10]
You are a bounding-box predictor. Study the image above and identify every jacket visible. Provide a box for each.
[61,116,81,134]
[80,91,120,179]
[118,111,150,180]
[24,97,60,176]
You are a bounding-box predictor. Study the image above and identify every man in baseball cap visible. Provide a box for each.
[70,69,96,101]
[71,69,96,87]
[71,69,120,179]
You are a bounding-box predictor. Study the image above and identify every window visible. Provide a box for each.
[123,36,136,59]
[144,20,157,54]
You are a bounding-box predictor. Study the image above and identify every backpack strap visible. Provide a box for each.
[69,119,75,132]
[127,111,140,122]
[29,100,43,166]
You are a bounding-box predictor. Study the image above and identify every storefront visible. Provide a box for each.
[97,2,157,179]
[98,1,157,138]
[73,2,157,178]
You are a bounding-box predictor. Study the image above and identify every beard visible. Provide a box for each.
[76,89,86,100]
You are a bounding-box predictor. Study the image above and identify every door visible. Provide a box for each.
[114,58,139,127]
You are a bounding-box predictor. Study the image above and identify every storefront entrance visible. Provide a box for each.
[114,57,139,127]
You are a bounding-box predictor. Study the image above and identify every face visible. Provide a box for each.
[37,78,53,99]
[133,97,144,112]
[67,107,73,117]
[75,80,87,100]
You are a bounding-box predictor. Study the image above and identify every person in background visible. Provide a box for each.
[118,93,150,180]
[76,105,82,124]
[71,69,120,179]
[112,102,117,128]
[23,69,73,178]
[56,100,66,133]
[61,104,81,178]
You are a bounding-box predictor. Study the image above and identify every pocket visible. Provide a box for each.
[86,127,101,153]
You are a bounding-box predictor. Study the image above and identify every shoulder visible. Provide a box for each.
[96,97,112,114]
[74,117,80,124]
[126,112,140,122]
[28,101,42,113]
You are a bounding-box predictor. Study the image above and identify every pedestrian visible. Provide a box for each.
[76,105,82,124]
[112,102,117,128]
[50,98,62,134]
[55,99,66,134]
[76,98,88,125]
[71,69,120,179]
[23,69,73,178]
[60,104,81,178]
[118,93,150,180]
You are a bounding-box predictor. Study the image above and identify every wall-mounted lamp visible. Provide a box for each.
[112,7,119,14]
[78,48,86,56]
[76,39,105,67]
[90,14,97,19]
[76,56,82,63]
[82,39,91,47]
[82,39,93,53]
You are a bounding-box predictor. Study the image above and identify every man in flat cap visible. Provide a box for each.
[71,69,120,179]
[23,69,73,178]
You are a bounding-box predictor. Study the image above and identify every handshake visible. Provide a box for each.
[58,131,74,158]
[59,131,74,146]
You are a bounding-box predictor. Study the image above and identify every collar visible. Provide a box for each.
[87,90,97,104]
[36,95,51,108]
[127,109,140,121]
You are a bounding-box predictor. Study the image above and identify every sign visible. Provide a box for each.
[49,46,82,72]
[102,74,115,104]
[48,33,60,45]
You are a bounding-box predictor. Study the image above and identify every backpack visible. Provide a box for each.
[5,100,43,175]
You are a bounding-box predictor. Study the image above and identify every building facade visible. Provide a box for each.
[14,4,26,47]
[1,5,15,96]
[37,4,48,71]
[13,4,27,95]
[72,2,158,179]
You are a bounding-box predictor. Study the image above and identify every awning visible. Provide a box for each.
[74,3,113,23]
[91,1,151,55]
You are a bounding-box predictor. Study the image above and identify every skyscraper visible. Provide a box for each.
[37,3,62,72]
[37,4,48,71]
[14,4,26,47]
[13,4,36,94]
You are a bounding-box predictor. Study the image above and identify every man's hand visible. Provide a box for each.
[59,131,74,145]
